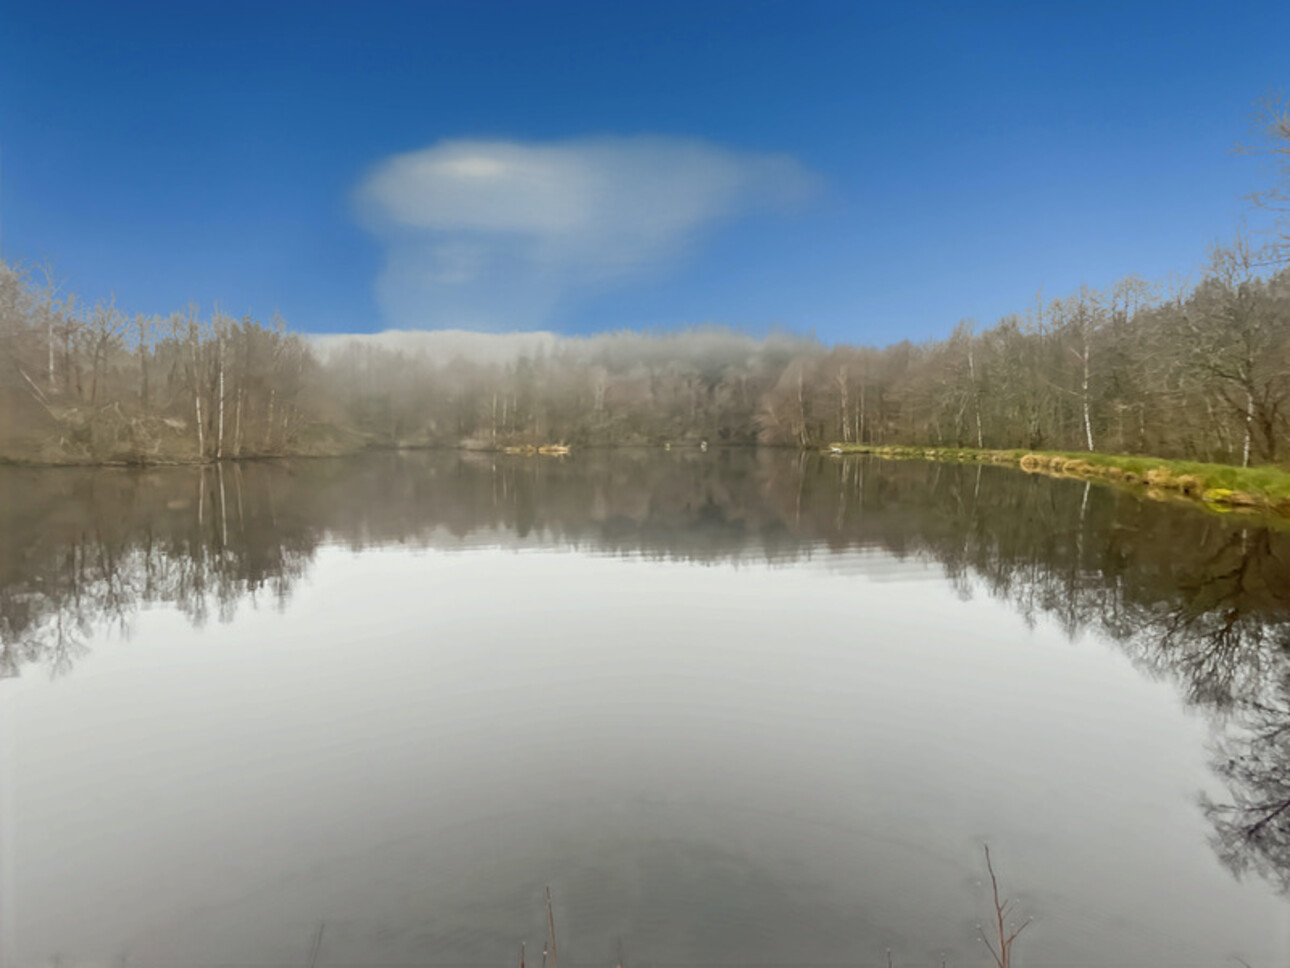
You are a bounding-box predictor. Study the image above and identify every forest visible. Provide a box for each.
[2,238,1288,467]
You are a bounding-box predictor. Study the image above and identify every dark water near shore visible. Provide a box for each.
[2,449,1288,967]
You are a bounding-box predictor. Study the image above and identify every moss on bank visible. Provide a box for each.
[826,442,1290,517]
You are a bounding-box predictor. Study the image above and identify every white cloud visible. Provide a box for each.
[355,136,816,330]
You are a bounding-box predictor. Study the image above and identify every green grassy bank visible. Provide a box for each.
[827,442,1290,517]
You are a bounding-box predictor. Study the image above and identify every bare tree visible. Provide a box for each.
[1184,239,1287,465]
[185,305,206,459]
[1240,92,1290,264]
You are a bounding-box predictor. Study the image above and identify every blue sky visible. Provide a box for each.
[1,1,1287,344]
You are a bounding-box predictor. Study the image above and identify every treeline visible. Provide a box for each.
[1,242,1288,465]
[0,260,327,463]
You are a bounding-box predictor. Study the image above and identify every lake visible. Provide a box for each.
[1,449,1288,967]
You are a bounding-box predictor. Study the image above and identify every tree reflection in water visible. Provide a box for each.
[2,450,1288,893]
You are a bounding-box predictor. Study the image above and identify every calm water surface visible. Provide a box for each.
[1,450,1288,967]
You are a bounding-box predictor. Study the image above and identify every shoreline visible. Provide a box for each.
[826,443,1290,517]
[7,439,1290,521]
[0,439,743,469]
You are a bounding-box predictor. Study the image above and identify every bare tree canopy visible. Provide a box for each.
[1240,92,1290,264]
[1,240,1287,466]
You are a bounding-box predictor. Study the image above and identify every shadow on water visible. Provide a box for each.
[2,448,1289,897]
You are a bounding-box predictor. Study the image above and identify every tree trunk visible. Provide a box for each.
[192,356,205,460]
[836,371,849,442]
[137,316,150,411]
[968,346,984,448]
[1243,386,1254,468]
[215,324,225,460]
[90,339,102,406]
[189,312,205,458]
[265,389,276,451]
[234,389,243,457]
[1081,342,1094,452]
[796,365,807,447]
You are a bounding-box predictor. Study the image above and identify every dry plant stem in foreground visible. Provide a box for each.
[979,845,1031,968]
[546,885,559,968]
[306,921,325,968]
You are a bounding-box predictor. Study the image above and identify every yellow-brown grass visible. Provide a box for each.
[1145,467,1174,488]
[1062,459,1094,476]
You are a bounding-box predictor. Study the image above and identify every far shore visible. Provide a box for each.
[7,435,1290,521]
[0,437,720,468]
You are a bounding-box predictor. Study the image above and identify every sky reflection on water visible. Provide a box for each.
[2,452,1288,967]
